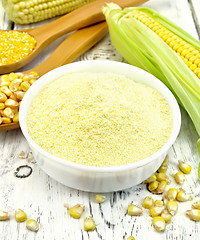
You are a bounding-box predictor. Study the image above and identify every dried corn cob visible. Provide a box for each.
[103,4,200,178]
[2,0,96,24]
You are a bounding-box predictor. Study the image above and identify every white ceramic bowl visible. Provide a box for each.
[19,60,181,192]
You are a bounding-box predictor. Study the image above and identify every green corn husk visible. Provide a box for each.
[103,3,200,178]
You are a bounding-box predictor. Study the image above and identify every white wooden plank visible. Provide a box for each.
[0,0,12,30]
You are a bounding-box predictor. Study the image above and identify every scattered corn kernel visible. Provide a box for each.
[152,216,166,232]
[26,219,39,231]
[148,181,159,192]
[15,208,27,222]
[156,180,167,194]
[127,237,136,240]
[84,216,96,231]
[156,173,170,184]
[154,200,164,207]
[176,190,193,202]
[166,201,178,216]
[0,210,9,221]
[96,194,106,203]
[142,196,153,209]
[161,211,172,223]
[144,174,157,184]
[158,155,169,173]
[128,204,143,216]
[166,188,178,201]
[192,200,200,210]
[174,172,185,184]
[186,209,200,221]
[69,204,85,219]
[150,206,164,217]
[179,160,192,174]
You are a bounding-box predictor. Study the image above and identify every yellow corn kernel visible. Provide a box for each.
[0,210,10,221]
[161,211,172,223]
[2,117,11,124]
[154,200,164,207]
[150,206,164,218]
[0,92,7,103]
[174,172,185,184]
[5,99,18,108]
[128,204,142,216]
[9,93,18,101]
[0,103,5,110]
[166,188,178,201]
[15,91,25,101]
[148,181,159,192]
[166,201,178,216]
[156,173,170,184]
[179,160,192,174]
[69,204,85,219]
[192,200,200,210]
[20,81,31,92]
[84,216,96,231]
[9,72,18,81]
[26,219,39,231]
[13,112,19,122]
[176,190,193,202]
[152,216,166,232]
[144,174,157,184]
[127,237,136,240]
[1,86,12,97]
[96,194,106,203]
[29,79,36,85]
[0,75,10,87]
[3,107,14,118]
[158,155,168,173]
[15,209,27,222]
[156,180,167,194]
[30,72,38,78]
[142,196,153,209]
[186,209,200,221]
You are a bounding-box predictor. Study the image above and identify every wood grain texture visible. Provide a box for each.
[0,0,200,239]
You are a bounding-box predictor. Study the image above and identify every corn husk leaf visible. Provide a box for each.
[103,3,200,178]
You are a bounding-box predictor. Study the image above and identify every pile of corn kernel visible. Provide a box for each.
[127,156,200,233]
[0,208,39,232]
[0,71,38,125]
[0,31,37,66]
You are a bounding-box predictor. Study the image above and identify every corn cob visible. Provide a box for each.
[2,0,96,24]
[103,4,200,178]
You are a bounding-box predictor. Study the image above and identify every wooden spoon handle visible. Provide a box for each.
[29,0,148,46]
[25,22,108,76]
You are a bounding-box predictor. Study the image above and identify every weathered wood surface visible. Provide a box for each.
[0,0,200,239]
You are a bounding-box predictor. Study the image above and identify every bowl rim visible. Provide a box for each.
[19,60,181,173]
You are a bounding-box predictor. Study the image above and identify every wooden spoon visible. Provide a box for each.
[0,0,148,74]
[0,21,108,131]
